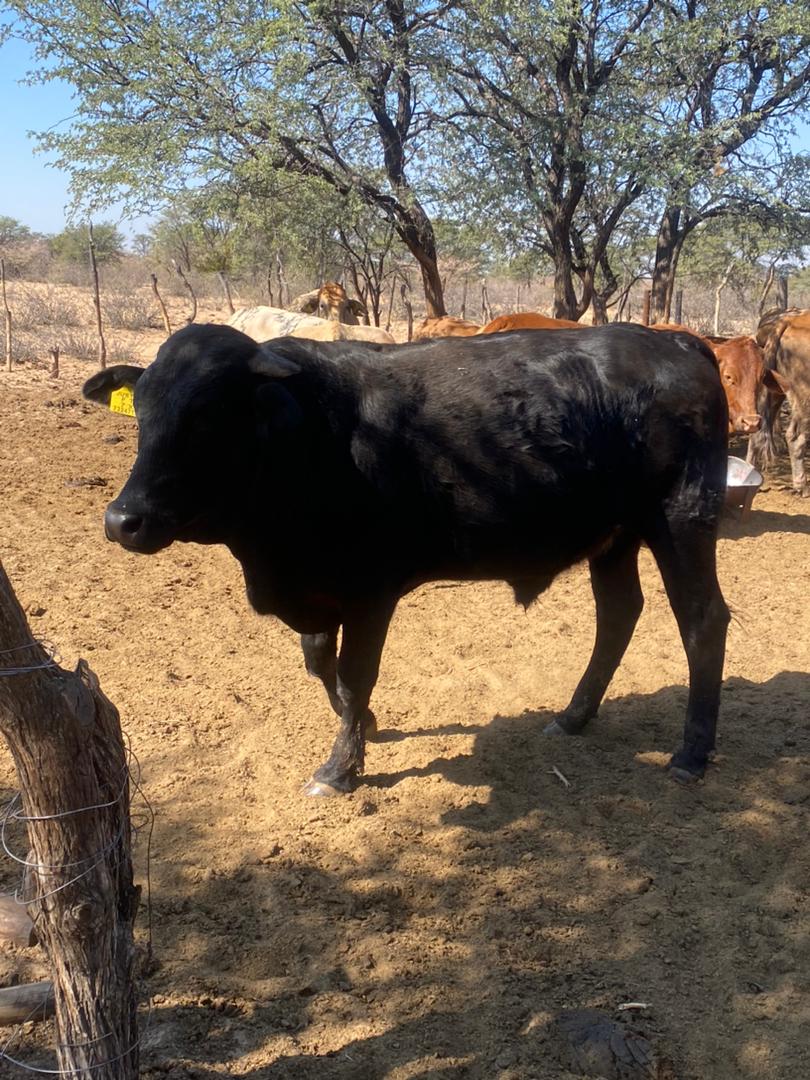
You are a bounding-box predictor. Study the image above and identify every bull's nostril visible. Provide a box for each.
[119,514,143,535]
[105,506,144,543]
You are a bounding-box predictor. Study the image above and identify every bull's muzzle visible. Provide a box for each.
[104,504,146,547]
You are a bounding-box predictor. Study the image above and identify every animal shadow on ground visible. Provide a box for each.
[133,670,809,1080]
[365,672,809,825]
[5,677,810,1080]
[721,507,810,539]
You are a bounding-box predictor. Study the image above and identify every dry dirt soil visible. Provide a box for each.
[1,335,809,1080]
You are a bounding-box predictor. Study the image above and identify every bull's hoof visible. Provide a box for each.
[667,765,703,785]
[364,710,379,741]
[543,716,586,736]
[667,750,706,784]
[303,778,347,797]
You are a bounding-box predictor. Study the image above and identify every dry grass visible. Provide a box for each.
[5,283,88,329]
[101,290,161,331]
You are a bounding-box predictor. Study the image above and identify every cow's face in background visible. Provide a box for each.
[82,324,301,553]
[713,337,788,435]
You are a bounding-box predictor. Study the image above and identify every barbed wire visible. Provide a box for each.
[0,640,60,678]
[0,1003,152,1076]
[0,731,155,1076]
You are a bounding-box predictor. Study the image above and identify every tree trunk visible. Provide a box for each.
[217,272,235,315]
[591,293,609,325]
[775,274,788,311]
[551,242,580,320]
[673,289,684,325]
[393,201,446,317]
[713,261,734,336]
[650,206,688,323]
[0,561,139,1078]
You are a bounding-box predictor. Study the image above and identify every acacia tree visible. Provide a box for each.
[678,207,810,330]
[442,0,660,319]
[442,0,810,321]
[3,0,453,316]
[647,1,810,321]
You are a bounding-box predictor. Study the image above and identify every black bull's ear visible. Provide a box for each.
[250,345,303,433]
[82,364,146,405]
[248,343,302,378]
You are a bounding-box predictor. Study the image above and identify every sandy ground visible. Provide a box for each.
[1,338,809,1080]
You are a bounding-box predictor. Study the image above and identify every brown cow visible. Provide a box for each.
[480,312,581,332]
[650,325,785,436]
[290,282,368,324]
[413,315,482,340]
[749,308,807,495]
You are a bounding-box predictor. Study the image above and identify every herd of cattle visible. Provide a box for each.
[226,283,810,496]
[78,283,809,797]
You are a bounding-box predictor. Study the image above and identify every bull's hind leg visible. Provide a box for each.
[304,599,395,797]
[545,534,643,736]
[646,518,730,781]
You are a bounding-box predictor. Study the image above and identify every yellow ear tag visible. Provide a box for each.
[109,386,136,417]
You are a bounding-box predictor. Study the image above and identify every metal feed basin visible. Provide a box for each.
[725,455,763,518]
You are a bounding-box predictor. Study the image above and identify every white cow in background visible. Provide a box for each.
[227,306,395,345]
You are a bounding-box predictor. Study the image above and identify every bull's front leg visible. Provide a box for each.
[301,629,379,737]
[301,629,342,714]
[304,598,396,797]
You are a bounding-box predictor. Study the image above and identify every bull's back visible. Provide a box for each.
[340,327,726,557]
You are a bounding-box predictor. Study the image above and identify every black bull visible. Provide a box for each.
[83,323,730,794]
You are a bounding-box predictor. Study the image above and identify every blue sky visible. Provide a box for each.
[0,35,79,234]
[0,33,152,238]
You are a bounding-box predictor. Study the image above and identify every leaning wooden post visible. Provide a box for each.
[172,260,197,323]
[400,280,413,341]
[89,222,108,369]
[641,288,652,326]
[1,258,12,372]
[150,274,172,335]
[0,560,139,1078]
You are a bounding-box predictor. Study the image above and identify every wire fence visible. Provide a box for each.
[0,670,154,1076]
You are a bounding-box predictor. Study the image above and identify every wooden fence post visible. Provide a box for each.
[400,280,413,341]
[1,258,11,372]
[88,223,108,370]
[150,274,172,335]
[172,260,197,323]
[0,560,140,1078]
[641,288,652,326]
[481,281,492,324]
